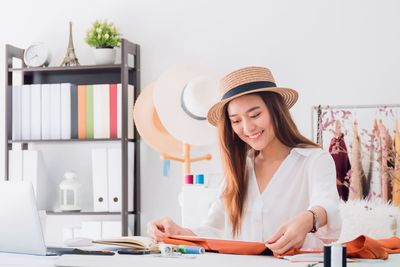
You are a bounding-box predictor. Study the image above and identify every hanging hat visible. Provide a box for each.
[153,65,219,146]
[133,83,183,157]
[207,66,298,126]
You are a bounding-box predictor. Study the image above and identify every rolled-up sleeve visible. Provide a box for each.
[307,150,342,241]
[190,196,226,238]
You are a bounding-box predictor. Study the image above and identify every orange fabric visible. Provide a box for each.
[163,236,268,255]
[344,235,400,260]
[164,235,400,259]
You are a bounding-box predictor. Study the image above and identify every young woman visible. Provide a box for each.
[147,67,341,254]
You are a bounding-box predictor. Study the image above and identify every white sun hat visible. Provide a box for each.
[153,65,219,146]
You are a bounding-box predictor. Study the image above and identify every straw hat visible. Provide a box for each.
[153,65,219,146]
[133,83,183,157]
[207,66,298,126]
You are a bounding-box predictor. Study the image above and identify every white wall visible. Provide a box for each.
[1,0,400,236]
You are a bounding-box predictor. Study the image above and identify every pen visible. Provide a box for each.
[117,249,151,255]
[60,249,115,256]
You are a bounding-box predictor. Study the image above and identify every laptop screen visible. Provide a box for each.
[0,181,47,255]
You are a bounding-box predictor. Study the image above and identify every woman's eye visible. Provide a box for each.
[231,120,240,124]
[249,113,261,119]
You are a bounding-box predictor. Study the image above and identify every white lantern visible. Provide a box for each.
[59,171,81,211]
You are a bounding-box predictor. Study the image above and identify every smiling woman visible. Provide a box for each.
[147,66,341,255]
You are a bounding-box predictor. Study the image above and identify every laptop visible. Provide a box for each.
[0,181,75,256]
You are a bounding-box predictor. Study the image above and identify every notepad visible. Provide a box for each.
[93,236,158,251]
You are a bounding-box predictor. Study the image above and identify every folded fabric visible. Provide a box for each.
[344,235,400,260]
[164,235,400,260]
[163,235,272,255]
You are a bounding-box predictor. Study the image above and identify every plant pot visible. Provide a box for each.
[93,47,116,65]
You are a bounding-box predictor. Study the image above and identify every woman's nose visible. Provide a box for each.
[242,119,255,133]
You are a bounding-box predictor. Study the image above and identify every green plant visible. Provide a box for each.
[85,20,121,48]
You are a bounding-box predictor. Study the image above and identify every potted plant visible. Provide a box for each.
[85,20,121,65]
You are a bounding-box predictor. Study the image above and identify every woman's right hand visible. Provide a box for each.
[147,217,195,242]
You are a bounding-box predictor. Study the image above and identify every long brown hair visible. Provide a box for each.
[217,91,319,237]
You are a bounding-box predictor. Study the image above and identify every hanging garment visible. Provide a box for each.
[392,119,400,206]
[349,121,366,200]
[329,133,351,201]
[385,128,395,202]
[379,121,390,202]
[368,119,382,200]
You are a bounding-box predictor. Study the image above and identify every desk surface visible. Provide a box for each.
[0,252,399,267]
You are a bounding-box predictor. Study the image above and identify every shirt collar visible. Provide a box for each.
[291,147,317,157]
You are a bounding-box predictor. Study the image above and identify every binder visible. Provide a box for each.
[109,84,118,139]
[41,84,52,140]
[86,85,94,139]
[70,84,78,139]
[60,83,72,139]
[77,85,87,139]
[30,84,41,140]
[12,85,22,140]
[107,148,121,212]
[93,84,110,139]
[117,84,121,138]
[50,83,61,139]
[91,148,109,212]
[21,84,31,140]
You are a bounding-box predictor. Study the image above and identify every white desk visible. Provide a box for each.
[1,252,399,267]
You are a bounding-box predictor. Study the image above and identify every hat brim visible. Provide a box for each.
[153,65,219,146]
[133,83,183,157]
[207,87,298,126]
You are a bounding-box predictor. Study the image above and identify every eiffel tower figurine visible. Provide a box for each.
[61,21,80,66]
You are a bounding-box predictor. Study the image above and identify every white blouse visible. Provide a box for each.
[191,147,342,249]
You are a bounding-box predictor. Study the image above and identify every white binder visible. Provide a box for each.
[50,83,61,139]
[107,148,121,212]
[21,84,31,140]
[12,85,22,140]
[92,148,109,212]
[41,84,52,140]
[93,84,110,139]
[30,84,42,140]
[60,83,71,140]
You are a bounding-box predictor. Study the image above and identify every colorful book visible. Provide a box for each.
[70,84,78,139]
[109,84,118,138]
[77,85,87,139]
[86,85,94,139]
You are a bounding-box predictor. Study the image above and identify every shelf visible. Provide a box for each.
[46,211,136,215]
[8,138,135,144]
[9,64,134,73]
[5,39,141,236]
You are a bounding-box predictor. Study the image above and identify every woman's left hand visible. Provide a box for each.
[265,211,313,254]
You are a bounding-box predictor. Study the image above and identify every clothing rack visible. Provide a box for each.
[312,104,400,145]
[313,104,400,110]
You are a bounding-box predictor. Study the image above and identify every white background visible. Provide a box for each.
[1,0,400,238]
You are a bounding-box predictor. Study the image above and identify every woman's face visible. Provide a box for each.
[227,94,276,151]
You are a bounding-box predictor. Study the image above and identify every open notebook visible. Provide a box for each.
[93,236,158,251]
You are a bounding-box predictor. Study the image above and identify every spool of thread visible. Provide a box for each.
[159,244,174,255]
[195,174,204,185]
[176,245,205,254]
[324,244,347,267]
[185,174,194,184]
